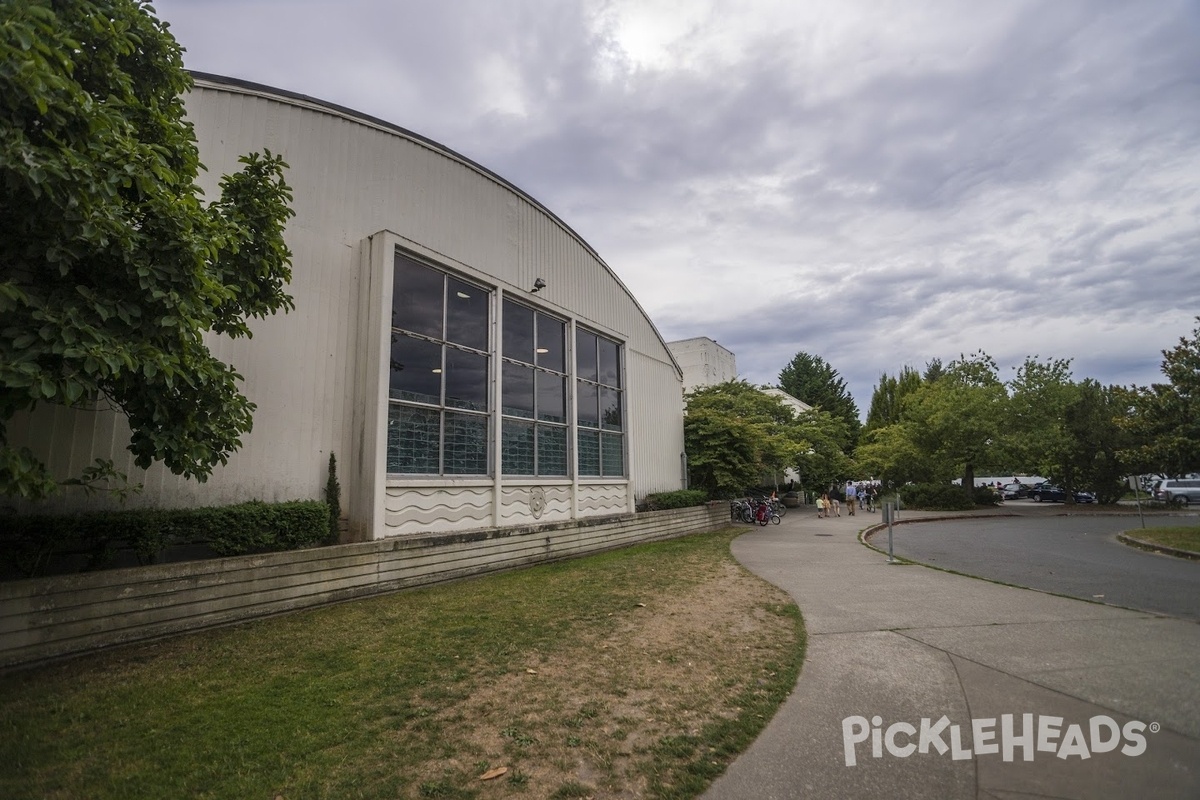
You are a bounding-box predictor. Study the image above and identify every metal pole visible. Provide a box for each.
[885,502,895,563]
[1130,476,1146,530]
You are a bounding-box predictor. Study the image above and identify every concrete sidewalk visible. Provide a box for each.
[702,506,1200,800]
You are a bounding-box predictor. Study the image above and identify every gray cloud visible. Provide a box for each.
[154,0,1200,416]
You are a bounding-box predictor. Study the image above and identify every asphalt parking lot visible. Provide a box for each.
[881,512,1200,620]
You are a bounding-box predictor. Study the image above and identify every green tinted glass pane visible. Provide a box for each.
[502,419,535,475]
[387,404,439,473]
[601,433,624,477]
[578,430,600,476]
[444,412,488,475]
[538,426,568,476]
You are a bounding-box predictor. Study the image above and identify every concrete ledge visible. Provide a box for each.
[0,504,728,669]
[1117,531,1200,561]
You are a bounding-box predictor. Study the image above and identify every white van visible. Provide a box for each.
[1153,478,1200,506]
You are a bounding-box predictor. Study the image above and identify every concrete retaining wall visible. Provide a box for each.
[0,504,728,669]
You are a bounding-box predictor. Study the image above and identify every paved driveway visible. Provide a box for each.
[877,513,1200,620]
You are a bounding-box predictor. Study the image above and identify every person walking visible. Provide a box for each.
[844,481,857,516]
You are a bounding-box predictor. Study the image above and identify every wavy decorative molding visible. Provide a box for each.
[578,484,628,513]
[384,486,492,532]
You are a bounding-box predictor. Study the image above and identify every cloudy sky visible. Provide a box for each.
[153,0,1200,417]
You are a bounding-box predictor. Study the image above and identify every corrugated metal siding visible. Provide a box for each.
[12,77,683,522]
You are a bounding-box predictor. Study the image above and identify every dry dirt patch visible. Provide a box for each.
[407,560,799,799]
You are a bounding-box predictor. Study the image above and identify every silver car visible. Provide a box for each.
[1153,478,1200,506]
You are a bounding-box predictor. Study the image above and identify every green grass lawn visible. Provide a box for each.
[0,528,804,800]
[1125,525,1200,555]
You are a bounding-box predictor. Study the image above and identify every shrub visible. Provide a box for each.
[972,485,1002,507]
[325,453,342,544]
[0,500,329,579]
[898,483,976,511]
[641,489,709,510]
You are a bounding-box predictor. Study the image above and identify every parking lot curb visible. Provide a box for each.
[1117,531,1200,561]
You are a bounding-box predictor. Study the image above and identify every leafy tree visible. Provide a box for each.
[903,351,1007,498]
[1122,317,1200,476]
[923,358,945,383]
[777,351,860,447]
[854,421,943,488]
[864,366,922,433]
[1007,358,1134,502]
[1,0,296,499]
[1063,381,1130,504]
[790,407,853,494]
[684,381,797,497]
[683,381,851,497]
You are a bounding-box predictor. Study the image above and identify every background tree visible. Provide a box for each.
[923,358,946,383]
[684,381,850,498]
[1063,381,1131,504]
[1122,317,1200,477]
[902,351,1007,498]
[777,351,861,447]
[789,407,853,495]
[684,381,798,497]
[864,365,922,433]
[0,0,296,499]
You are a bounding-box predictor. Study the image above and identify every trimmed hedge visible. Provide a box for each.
[0,500,330,580]
[898,483,976,511]
[641,489,709,510]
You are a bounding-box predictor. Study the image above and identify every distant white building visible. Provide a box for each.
[760,387,813,417]
[666,337,738,393]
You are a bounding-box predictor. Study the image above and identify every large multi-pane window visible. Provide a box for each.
[386,250,627,481]
[576,328,624,477]
[501,300,569,475]
[387,253,490,474]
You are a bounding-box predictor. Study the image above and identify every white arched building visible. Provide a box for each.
[16,74,688,542]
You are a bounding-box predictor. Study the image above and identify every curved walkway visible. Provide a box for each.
[702,507,1200,800]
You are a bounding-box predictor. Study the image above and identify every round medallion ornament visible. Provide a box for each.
[529,487,546,519]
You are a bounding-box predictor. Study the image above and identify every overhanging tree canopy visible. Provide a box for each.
[1,0,296,499]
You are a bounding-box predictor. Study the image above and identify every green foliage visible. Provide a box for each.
[900,352,1007,495]
[684,381,799,498]
[864,366,922,433]
[684,381,851,497]
[0,0,296,499]
[855,422,946,488]
[641,489,708,510]
[777,352,861,447]
[1121,317,1200,476]
[324,452,341,544]
[898,483,976,511]
[1,500,329,578]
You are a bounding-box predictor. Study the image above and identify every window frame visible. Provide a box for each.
[500,297,570,478]
[386,252,492,476]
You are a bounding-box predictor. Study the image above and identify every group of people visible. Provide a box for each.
[816,481,879,518]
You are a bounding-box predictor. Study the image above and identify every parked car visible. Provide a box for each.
[1152,478,1200,506]
[1000,483,1029,500]
[1029,484,1095,503]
